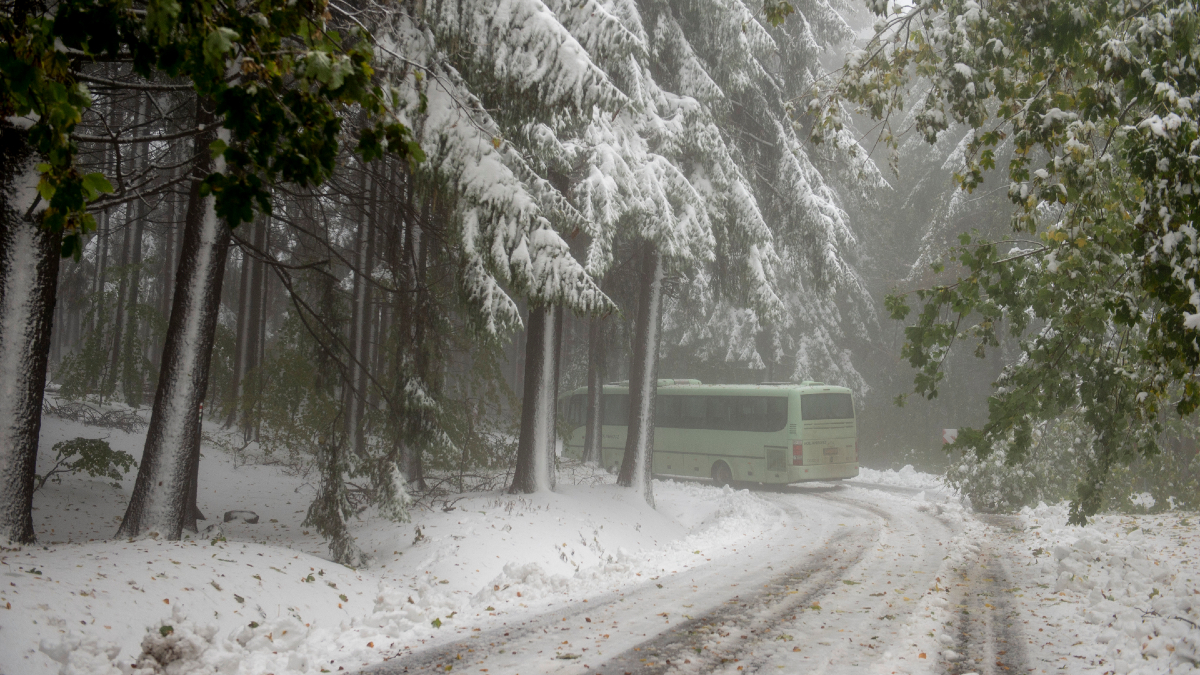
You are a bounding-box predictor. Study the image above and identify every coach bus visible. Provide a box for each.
[560,380,857,485]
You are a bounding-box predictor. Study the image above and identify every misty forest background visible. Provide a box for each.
[8,0,1200,563]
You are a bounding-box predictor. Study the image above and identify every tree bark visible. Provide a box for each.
[92,209,109,334]
[510,304,560,493]
[617,245,664,506]
[104,214,131,400]
[345,168,376,457]
[226,221,254,427]
[105,97,151,402]
[117,103,229,540]
[402,194,431,490]
[0,124,63,545]
[252,218,268,441]
[583,314,606,466]
[121,211,145,406]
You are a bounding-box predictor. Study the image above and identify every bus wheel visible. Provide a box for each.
[711,461,733,487]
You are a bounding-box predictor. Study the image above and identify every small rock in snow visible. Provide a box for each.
[223,510,259,524]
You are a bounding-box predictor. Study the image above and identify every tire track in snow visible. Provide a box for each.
[362,493,862,675]
[591,525,873,674]
[362,486,965,675]
[593,492,940,674]
[944,515,1028,675]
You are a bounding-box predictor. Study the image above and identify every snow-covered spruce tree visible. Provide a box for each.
[645,0,880,394]
[506,0,825,502]
[557,0,879,501]
[371,0,618,495]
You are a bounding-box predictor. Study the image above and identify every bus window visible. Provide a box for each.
[697,396,788,431]
[656,395,680,428]
[801,393,854,420]
[603,394,629,426]
[729,396,788,432]
[679,396,706,428]
[566,395,585,426]
[743,396,788,431]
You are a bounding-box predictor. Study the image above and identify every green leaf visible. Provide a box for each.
[203,27,239,65]
[763,0,795,26]
[81,172,113,199]
[430,617,442,628]
[159,625,174,637]
[36,176,55,202]
[209,139,228,159]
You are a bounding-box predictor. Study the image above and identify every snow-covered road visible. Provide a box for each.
[12,416,1195,675]
[367,484,1003,675]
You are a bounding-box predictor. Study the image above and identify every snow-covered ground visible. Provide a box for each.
[995,502,1200,673]
[2,413,785,674]
[2,419,1197,675]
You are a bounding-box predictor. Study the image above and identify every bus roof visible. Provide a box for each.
[563,382,853,396]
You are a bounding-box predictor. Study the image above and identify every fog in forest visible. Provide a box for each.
[5,0,1200,673]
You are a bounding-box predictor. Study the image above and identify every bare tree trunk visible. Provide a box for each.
[118,103,229,540]
[400,192,430,490]
[105,218,131,400]
[617,246,663,507]
[183,406,205,530]
[510,304,560,493]
[93,209,110,329]
[0,124,63,545]
[226,222,253,427]
[345,169,376,457]
[253,218,269,441]
[121,213,145,406]
[158,186,178,322]
[105,97,150,402]
[583,314,606,465]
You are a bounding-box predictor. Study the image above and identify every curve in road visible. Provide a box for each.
[364,484,1026,675]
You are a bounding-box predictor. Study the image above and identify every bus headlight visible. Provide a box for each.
[792,443,803,466]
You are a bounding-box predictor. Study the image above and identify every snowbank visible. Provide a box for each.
[853,464,951,491]
[1014,502,1200,674]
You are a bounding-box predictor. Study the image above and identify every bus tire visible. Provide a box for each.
[711,461,733,487]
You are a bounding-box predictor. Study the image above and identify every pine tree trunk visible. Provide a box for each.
[105,217,131,400]
[105,97,150,402]
[345,169,376,457]
[617,246,664,506]
[226,221,254,428]
[583,314,606,466]
[158,185,178,323]
[121,214,145,406]
[0,124,63,545]
[510,304,560,493]
[92,210,109,328]
[117,104,230,540]
[249,217,268,441]
[183,416,205,530]
[402,195,432,491]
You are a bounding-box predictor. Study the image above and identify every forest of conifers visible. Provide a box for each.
[3,0,906,562]
[5,0,1200,560]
